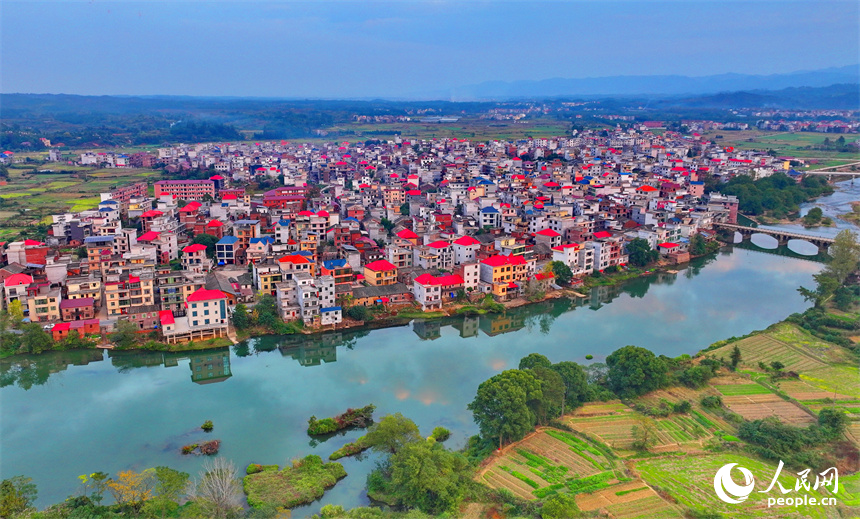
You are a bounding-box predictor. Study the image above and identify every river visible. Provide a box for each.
[0,246,823,515]
[740,178,860,254]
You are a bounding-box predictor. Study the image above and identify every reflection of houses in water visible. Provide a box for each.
[278,335,338,367]
[478,312,526,336]
[188,349,232,384]
[588,284,623,310]
[451,315,480,338]
[107,347,232,384]
[412,320,442,340]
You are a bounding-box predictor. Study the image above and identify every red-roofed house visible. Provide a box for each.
[396,228,419,245]
[162,288,228,344]
[3,273,33,308]
[533,228,562,248]
[452,235,481,264]
[182,243,212,274]
[364,259,398,286]
[413,273,464,310]
[416,241,454,270]
[480,254,533,300]
[658,242,681,255]
[52,319,100,342]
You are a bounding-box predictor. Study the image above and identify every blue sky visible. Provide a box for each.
[2,1,858,98]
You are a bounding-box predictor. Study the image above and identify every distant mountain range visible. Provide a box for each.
[443,65,860,100]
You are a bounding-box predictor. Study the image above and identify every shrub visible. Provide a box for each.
[585,354,593,360]
[201,420,214,432]
[199,440,221,455]
[243,455,347,509]
[308,405,376,436]
[181,444,198,455]
[701,395,723,409]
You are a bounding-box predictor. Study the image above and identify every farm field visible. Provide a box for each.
[800,364,860,398]
[564,400,715,453]
[707,329,829,373]
[699,130,860,161]
[575,479,683,519]
[720,392,815,425]
[0,166,159,233]
[479,428,620,500]
[636,453,843,518]
[322,118,574,142]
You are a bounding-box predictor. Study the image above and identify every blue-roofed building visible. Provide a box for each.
[480,206,502,228]
[216,235,240,265]
[320,306,343,326]
[321,259,353,285]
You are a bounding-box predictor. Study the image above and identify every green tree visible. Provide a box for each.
[254,294,279,328]
[144,466,190,518]
[798,271,841,308]
[111,320,140,349]
[803,207,823,226]
[631,418,658,451]
[192,233,219,259]
[7,300,24,326]
[605,345,668,398]
[399,202,410,216]
[387,440,471,514]
[730,345,742,371]
[529,366,565,424]
[380,217,395,235]
[518,353,552,370]
[467,369,542,447]
[550,361,589,410]
[0,476,37,518]
[823,229,860,284]
[365,413,422,454]
[549,261,573,285]
[818,408,848,435]
[541,492,579,519]
[231,304,250,330]
[20,323,53,354]
[626,238,658,267]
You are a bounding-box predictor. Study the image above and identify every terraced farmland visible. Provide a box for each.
[776,380,857,402]
[721,392,815,425]
[636,454,841,518]
[480,429,618,500]
[575,479,683,519]
[566,398,716,452]
[801,365,860,398]
[708,333,828,373]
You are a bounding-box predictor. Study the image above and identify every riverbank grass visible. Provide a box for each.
[243,455,347,509]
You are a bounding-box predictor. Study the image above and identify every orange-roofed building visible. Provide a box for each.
[363,259,398,286]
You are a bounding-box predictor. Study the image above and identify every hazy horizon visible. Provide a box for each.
[2,1,859,99]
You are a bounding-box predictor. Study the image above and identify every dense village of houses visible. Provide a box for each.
[1,126,778,347]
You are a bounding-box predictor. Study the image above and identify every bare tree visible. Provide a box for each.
[188,458,243,519]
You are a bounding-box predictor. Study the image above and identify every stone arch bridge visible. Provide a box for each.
[713,223,834,254]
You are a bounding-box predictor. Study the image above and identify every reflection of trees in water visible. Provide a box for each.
[0,350,103,390]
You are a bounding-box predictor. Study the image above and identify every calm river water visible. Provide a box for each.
[0,246,824,516]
